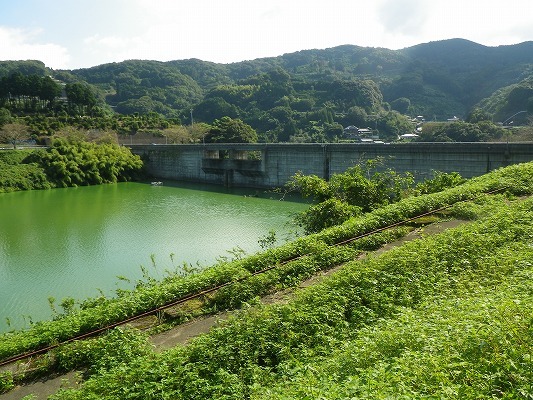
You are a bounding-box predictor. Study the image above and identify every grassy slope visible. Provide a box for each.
[1,161,531,364]
[45,189,533,398]
[256,198,533,399]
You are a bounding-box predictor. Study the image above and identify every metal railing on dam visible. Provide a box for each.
[129,142,533,188]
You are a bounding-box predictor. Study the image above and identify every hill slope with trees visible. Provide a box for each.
[2,39,533,143]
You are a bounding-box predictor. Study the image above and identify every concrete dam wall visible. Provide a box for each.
[130,142,533,188]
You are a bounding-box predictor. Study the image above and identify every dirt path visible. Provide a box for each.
[151,219,468,349]
[0,219,467,400]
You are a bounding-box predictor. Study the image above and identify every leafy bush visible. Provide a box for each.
[26,139,143,187]
[0,140,143,193]
[293,198,362,233]
[0,150,52,192]
[287,159,415,233]
[56,327,152,374]
[415,170,466,194]
[0,162,51,192]
[0,372,14,394]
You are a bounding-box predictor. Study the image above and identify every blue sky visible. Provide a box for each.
[1,0,532,70]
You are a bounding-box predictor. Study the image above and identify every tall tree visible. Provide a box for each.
[65,82,97,114]
[39,76,62,107]
[205,116,258,143]
[0,122,31,148]
[0,107,11,125]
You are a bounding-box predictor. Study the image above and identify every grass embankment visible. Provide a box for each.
[44,180,533,398]
[0,162,530,363]
[0,162,532,397]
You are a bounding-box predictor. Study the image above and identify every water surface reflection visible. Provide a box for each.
[0,182,306,332]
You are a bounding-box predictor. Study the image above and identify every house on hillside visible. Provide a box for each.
[343,126,378,141]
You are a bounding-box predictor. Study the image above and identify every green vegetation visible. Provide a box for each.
[204,116,258,143]
[1,40,533,395]
[0,139,143,193]
[286,160,467,234]
[32,177,533,399]
[0,149,51,192]
[0,71,101,116]
[27,139,143,187]
[250,201,533,399]
[416,120,507,142]
[0,162,531,398]
[3,39,533,144]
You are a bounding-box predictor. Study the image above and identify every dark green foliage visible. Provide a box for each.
[0,150,52,192]
[417,121,506,142]
[4,40,533,142]
[390,96,411,113]
[466,107,492,123]
[0,72,61,112]
[193,97,240,122]
[287,159,415,233]
[328,78,383,111]
[0,107,11,125]
[292,198,362,234]
[477,77,533,123]
[0,60,48,78]
[64,82,98,114]
[204,116,258,143]
[377,111,415,140]
[75,59,203,117]
[27,139,143,187]
[54,41,533,140]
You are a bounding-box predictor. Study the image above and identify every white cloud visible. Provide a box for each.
[408,0,533,47]
[1,0,533,69]
[0,27,70,69]
[118,0,387,63]
[378,0,429,36]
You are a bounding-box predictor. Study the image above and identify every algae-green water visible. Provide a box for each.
[0,182,306,332]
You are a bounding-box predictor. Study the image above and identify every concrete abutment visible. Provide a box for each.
[130,143,533,188]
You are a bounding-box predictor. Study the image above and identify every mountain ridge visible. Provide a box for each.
[2,38,533,138]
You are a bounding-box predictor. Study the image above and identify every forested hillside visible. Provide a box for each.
[2,39,533,143]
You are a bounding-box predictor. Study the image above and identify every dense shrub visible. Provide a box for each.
[56,327,152,374]
[415,170,466,194]
[0,150,51,192]
[0,140,143,193]
[287,159,416,233]
[0,163,51,192]
[26,139,143,187]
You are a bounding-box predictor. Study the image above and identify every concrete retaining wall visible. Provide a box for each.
[130,142,533,188]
